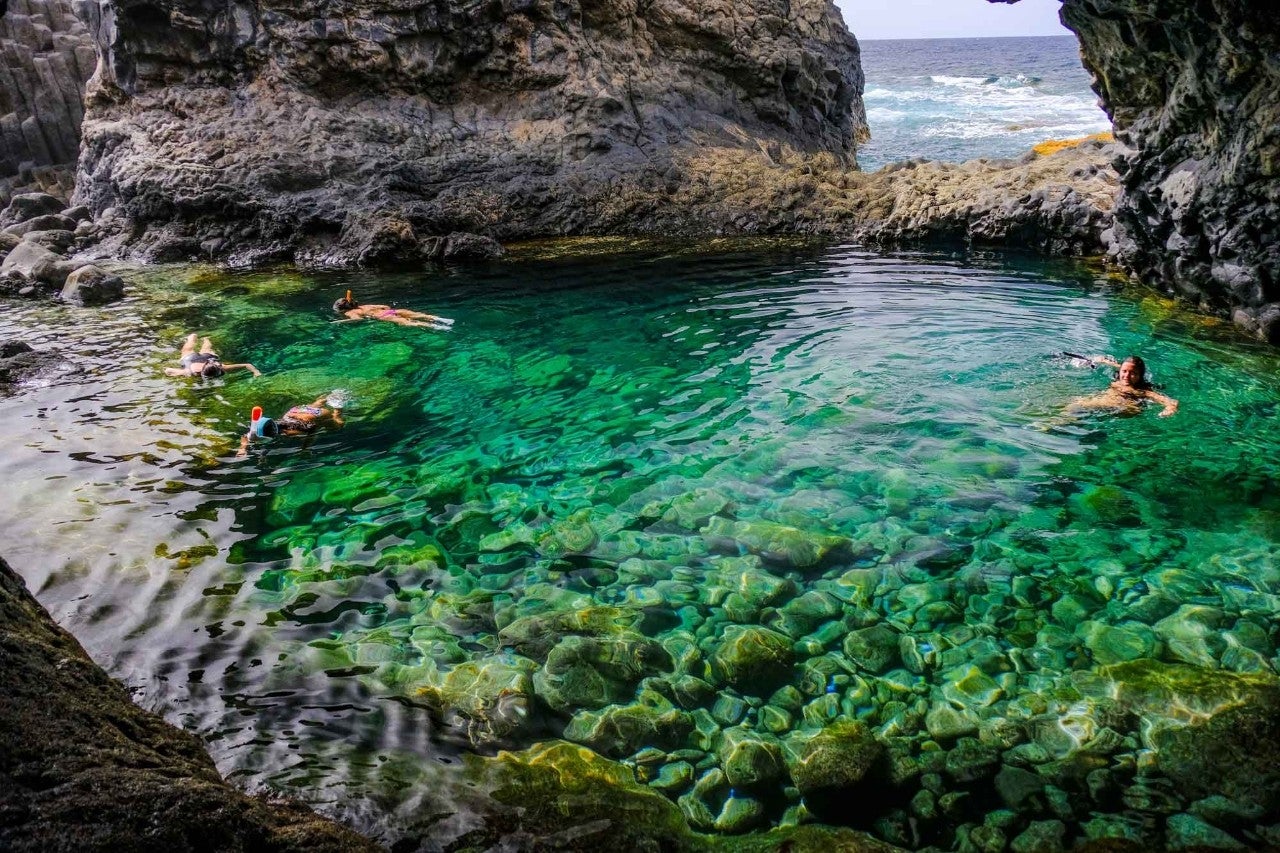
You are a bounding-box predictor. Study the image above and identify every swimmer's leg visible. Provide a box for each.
[180,333,198,356]
[199,337,216,354]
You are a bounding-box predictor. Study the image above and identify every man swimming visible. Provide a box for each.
[165,334,261,379]
[237,394,345,456]
[333,290,452,328]
[1070,354,1179,417]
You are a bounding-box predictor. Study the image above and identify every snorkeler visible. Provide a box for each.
[165,334,262,379]
[237,393,345,456]
[332,290,453,328]
[1070,354,1179,417]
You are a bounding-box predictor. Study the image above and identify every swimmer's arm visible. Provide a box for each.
[223,363,263,377]
[236,433,251,458]
[1147,390,1179,417]
[1090,355,1121,369]
[163,367,187,376]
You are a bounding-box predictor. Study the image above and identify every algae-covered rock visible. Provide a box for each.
[1100,658,1280,726]
[702,516,854,569]
[1154,699,1280,815]
[418,654,540,747]
[714,792,767,834]
[477,741,696,849]
[1164,813,1247,851]
[1153,605,1228,669]
[497,605,641,660]
[1078,620,1158,665]
[563,703,694,758]
[843,625,901,674]
[718,728,785,789]
[709,626,796,695]
[535,634,673,713]
[784,721,885,798]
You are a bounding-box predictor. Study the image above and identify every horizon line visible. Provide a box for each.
[856,33,1074,41]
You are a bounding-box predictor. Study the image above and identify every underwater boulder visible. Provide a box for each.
[562,703,693,758]
[709,625,796,696]
[784,721,887,800]
[497,605,641,660]
[718,728,786,789]
[702,516,854,570]
[534,633,673,713]
[417,654,541,748]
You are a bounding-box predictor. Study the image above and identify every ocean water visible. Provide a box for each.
[857,36,1112,170]
[3,243,1280,848]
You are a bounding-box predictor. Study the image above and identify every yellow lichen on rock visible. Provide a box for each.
[1032,132,1115,157]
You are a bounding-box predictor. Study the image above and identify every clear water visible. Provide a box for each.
[3,242,1280,846]
[857,36,1112,170]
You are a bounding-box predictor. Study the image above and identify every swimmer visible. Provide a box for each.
[332,290,453,328]
[237,394,345,457]
[1070,354,1179,417]
[165,333,261,379]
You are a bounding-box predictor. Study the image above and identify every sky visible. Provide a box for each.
[835,0,1069,40]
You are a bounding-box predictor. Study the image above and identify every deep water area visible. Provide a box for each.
[4,241,1280,850]
[858,36,1111,170]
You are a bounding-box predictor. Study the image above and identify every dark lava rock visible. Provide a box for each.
[1047,0,1280,341]
[60,264,126,306]
[0,340,67,393]
[0,192,66,227]
[0,554,376,852]
[75,0,866,264]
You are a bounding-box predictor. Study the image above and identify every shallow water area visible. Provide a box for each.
[4,242,1280,849]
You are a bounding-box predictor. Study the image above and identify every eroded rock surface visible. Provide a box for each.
[0,554,378,852]
[994,0,1280,340]
[0,0,97,204]
[75,0,866,266]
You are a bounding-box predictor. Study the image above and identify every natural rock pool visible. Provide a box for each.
[4,241,1280,850]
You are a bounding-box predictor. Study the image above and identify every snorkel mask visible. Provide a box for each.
[250,406,278,438]
[333,289,356,313]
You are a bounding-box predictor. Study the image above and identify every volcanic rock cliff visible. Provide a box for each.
[74,0,866,266]
[1024,0,1280,340]
[0,0,97,204]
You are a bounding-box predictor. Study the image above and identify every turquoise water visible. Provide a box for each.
[3,242,1280,847]
[858,37,1111,170]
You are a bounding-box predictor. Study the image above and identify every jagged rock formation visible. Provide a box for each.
[0,554,379,852]
[995,0,1280,341]
[74,0,866,266]
[0,0,97,204]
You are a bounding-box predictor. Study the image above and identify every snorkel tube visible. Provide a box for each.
[249,406,276,437]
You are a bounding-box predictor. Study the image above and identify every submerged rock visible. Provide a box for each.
[709,625,796,696]
[534,633,673,713]
[784,721,886,798]
[702,516,855,570]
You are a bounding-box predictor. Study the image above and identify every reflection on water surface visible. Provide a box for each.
[4,243,1280,849]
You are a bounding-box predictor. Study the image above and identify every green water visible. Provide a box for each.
[3,242,1280,848]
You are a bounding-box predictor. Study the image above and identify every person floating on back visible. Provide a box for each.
[332,290,453,329]
[1069,354,1179,417]
[166,333,261,379]
[237,393,346,456]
